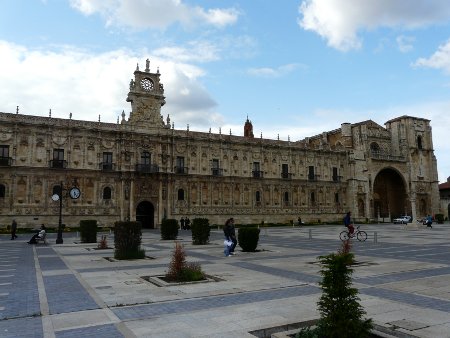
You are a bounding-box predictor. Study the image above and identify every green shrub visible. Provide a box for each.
[435,213,444,224]
[315,246,372,337]
[80,219,97,243]
[238,227,260,252]
[191,218,210,245]
[114,221,145,260]
[161,218,179,240]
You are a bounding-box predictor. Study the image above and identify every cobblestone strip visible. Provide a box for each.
[230,261,321,284]
[361,287,450,312]
[112,285,319,321]
[55,323,124,338]
[355,266,450,286]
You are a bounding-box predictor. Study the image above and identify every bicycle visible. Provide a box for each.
[339,225,367,241]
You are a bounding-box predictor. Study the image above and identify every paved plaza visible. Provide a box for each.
[1,223,450,337]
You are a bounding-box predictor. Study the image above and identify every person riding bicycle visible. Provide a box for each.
[343,211,354,236]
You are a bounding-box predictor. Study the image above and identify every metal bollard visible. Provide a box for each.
[76,231,79,238]
[309,229,312,239]
[374,231,377,243]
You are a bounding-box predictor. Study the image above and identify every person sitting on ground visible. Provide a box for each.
[343,211,354,236]
[27,224,46,244]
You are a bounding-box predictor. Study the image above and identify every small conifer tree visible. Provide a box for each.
[316,240,372,337]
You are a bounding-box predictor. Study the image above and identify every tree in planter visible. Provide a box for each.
[297,240,372,338]
[114,221,145,259]
[165,242,205,282]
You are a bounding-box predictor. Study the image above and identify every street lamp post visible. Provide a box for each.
[56,181,64,244]
[51,180,81,244]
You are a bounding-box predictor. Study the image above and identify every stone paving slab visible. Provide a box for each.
[1,224,450,337]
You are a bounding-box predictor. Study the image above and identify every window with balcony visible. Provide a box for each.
[51,149,66,168]
[252,162,263,178]
[332,167,340,182]
[211,159,223,176]
[136,151,158,173]
[101,152,114,171]
[175,156,188,174]
[281,163,291,179]
[0,145,11,166]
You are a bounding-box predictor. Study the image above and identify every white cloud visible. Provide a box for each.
[298,0,450,51]
[70,0,239,30]
[413,39,450,73]
[247,63,302,78]
[0,40,220,127]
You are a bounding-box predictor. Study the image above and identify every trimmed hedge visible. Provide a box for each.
[114,221,145,260]
[161,218,179,240]
[238,227,260,252]
[80,219,97,243]
[191,218,210,245]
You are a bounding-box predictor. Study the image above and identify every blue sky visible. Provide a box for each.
[1,0,450,182]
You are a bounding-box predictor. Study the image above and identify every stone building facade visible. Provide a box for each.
[0,60,441,228]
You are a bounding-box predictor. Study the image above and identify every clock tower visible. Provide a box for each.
[126,59,166,128]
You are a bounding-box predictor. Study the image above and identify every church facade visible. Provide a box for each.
[0,60,441,228]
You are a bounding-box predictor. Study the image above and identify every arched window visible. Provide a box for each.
[417,136,423,150]
[370,142,380,153]
[178,188,185,201]
[335,193,339,203]
[0,184,5,198]
[310,192,315,204]
[255,191,261,202]
[103,187,112,199]
[284,191,289,202]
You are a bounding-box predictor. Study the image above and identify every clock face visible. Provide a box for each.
[51,194,60,201]
[140,78,154,91]
[69,187,81,199]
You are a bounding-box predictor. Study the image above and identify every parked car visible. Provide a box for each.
[393,216,412,224]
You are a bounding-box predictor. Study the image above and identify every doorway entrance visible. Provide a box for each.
[373,168,409,219]
[136,201,154,229]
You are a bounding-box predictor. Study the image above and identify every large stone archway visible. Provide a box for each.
[373,168,409,219]
[136,201,154,229]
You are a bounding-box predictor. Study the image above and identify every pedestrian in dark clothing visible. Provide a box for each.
[180,217,185,230]
[223,218,237,255]
[343,211,354,236]
[185,218,191,230]
[11,219,18,240]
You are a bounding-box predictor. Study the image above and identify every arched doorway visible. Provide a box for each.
[136,201,154,229]
[373,168,409,219]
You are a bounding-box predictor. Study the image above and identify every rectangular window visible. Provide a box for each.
[176,156,186,174]
[308,166,315,180]
[281,163,290,179]
[52,149,65,168]
[252,162,262,178]
[332,167,339,182]
[102,152,113,170]
[211,159,221,176]
[0,145,10,166]
[141,151,151,165]
[0,145,9,158]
